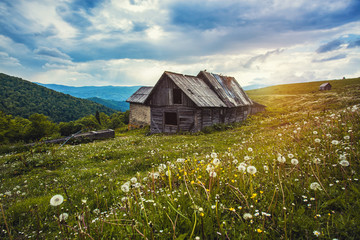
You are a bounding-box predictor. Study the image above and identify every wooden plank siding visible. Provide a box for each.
[150,106,197,134]
[148,75,196,108]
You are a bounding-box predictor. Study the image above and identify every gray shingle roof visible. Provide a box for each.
[126,86,153,103]
[198,71,253,107]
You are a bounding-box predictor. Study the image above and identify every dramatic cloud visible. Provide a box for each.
[0,0,360,86]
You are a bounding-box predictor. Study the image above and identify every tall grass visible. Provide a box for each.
[0,79,360,239]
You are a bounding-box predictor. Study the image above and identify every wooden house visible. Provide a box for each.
[126,87,153,128]
[128,70,264,134]
[319,82,332,91]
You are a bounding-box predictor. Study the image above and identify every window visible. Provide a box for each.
[165,112,177,125]
[173,88,182,104]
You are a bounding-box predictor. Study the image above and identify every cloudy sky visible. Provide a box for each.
[1,0,360,87]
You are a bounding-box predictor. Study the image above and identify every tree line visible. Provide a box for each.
[0,111,129,144]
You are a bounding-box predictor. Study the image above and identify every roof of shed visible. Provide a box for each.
[126,86,153,103]
[320,82,331,87]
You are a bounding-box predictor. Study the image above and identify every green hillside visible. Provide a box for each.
[247,77,360,95]
[0,73,116,122]
[0,78,360,239]
[87,97,129,111]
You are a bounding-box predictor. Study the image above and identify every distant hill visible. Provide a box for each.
[87,97,129,111]
[246,77,360,95]
[36,83,141,102]
[243,83,270,90]
[0,73,116,122]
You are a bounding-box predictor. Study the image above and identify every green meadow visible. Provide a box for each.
[1,78,360,239]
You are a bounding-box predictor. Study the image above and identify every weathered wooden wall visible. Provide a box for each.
[148,75,196,107]
[150,106,197,134]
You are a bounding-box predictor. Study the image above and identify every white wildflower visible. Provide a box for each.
[313,230,320,237]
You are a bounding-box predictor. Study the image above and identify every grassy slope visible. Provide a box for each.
[0,78,360,239]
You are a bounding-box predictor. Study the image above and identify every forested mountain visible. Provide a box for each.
[87,97,129,111]
[36,83,141,102]
[0,73,116,122]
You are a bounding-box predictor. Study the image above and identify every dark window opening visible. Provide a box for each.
[173,88,182,104]
[165,112,177,125]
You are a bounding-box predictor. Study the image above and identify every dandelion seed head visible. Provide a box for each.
[310,182,321,191]
[243,213,252,220]
[209,171,217,178]
[313,158,321,164]
[247,166,257,175]
[237,165,246,172]
[331,140,339,145]
[277,154,286,163]
[59,213,69,221]
[212,158,221,166]
[291,159,299,165]
[50,194,64,206]
[121,182,130,193]
[339,160,349,167]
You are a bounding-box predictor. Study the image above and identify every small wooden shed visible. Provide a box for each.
[251,101,267,114]
[127,70,265,134]
[126,87,153,128]
[319,82,332,91]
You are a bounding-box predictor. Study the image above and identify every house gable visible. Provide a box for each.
[145,71,225,108]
